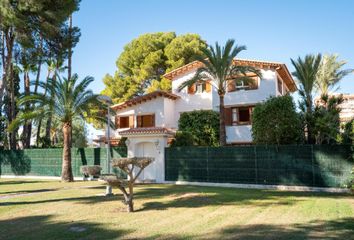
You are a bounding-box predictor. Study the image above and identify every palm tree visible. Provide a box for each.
[10,74,108,181]
[16,58,37,148]
[44,58,67,146]
[291,54,322,143]
[178,39,261,145]
[316,54,353,97]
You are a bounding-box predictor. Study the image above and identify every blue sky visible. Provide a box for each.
[72,0,354,94]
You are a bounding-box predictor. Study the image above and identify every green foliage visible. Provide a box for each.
[101,32,206,103]
[54,119,88,148]
[316,54,353,96]
[0,111,6,148]
[10,74,107,134]
[170,131,198,147]
[117,137,127,147]
[291,54,322,144]
[291,53,353,145]
[176,110,219,146]
[0,0,81,149]
[313,94,343,144]
[338,119,354,144]
[252,95,303,145]
[0,0,80,48]
[165,34,207,72]
[177,39,261,146]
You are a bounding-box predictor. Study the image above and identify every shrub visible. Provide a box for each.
[338,119,354,144]
[177,110,219,146]
[313,94,343,144]
[170,131,198,147]
[252,95,303,145]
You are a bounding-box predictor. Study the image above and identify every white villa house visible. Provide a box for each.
[107,59,296,145]
[97,59,296,182]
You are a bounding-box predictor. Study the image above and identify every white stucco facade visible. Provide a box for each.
[104,59,296,183]
[124,134,169,183]
[109,59,295,144]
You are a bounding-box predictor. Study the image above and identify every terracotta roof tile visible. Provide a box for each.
[111,91,180,110]
[119,127,175,136]
[163,58,297,92]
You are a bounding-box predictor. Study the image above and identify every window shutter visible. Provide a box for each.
[115,116,120,129]
[152,114,155,127]
[206,81,211,93]
[129,115,134,128]
[137,116,140,128]
[224,108,232,126]
[188,84,195,94]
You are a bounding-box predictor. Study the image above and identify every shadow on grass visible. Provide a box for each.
[141,218,354,240]
[1,184,352,209]
[0,194,119,206]
[203,218,354,240]
[135,184,353,211]
[0,188,59,195]
[0,215,131,240]
[0,180,44,185]
[0,215,352,240]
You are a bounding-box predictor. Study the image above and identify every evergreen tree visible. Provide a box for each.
[101,32,206,103]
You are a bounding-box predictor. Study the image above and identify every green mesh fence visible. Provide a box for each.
[165,145,354,188]
[0,147,127,178]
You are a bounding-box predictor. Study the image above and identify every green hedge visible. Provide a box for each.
[0,147,127,177]
[165,145,354,188]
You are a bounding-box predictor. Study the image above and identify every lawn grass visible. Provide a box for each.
[0,178,353,240]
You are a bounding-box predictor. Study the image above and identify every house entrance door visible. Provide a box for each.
[136,142,156,182]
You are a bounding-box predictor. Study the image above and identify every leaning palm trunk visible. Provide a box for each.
[219,94,226,146]
[62,121,73,182]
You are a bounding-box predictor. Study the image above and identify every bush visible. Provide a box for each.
[252,95,303,145]
[338,119,354,144]
[170,131,198,147]
[176,110,219,146]
[313,95,343,144]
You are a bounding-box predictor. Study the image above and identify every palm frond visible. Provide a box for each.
[177,67,211,92]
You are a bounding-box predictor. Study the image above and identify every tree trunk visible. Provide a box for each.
[22,72,31,148]
[127,184,134,212]
[44,116,52,146]
[33,39,43,94]
[127,198,134,212]
[26,122,32,148]
[61,122,74,182]
[3,30,16,149]
[0,31,6,107]
[219,94,227,146]
[36,120,42,147]
[306,98,314,144]
[36,69,52,147]
[45,62,58,146]
[9,64,16,150]
[67,15,72,81]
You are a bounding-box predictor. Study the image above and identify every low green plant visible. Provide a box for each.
[170,131,198,147]
[177,110,219,146]
[252,95,303,145]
